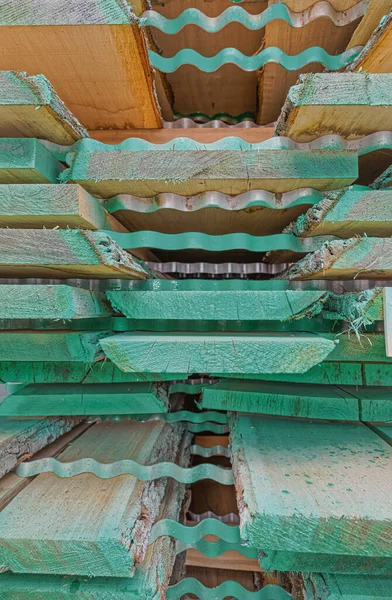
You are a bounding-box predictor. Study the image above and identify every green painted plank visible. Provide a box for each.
[323,288,383,323]
[0,382,169,416]
[0,71,88,143]
[282,238,392,280]
[275,72,392,141]
[100,333,338,375]
[107,289,328,321]
[0,285,111,321]
[229,415,392,557]
[293,188,392,238]
[0,420,188,577]
[200,380,359,420]
[340,387,392,423]
[260,550,392,576]
[365,364,392,386]
[0,332,108,362]
[302,572,392,598]
[217,363,364,385]
[0,184,123,230]
[61,148,358,197]
[369,424,392,444]
[0,229,148,279]
[326,333,391,363]
[0,138,63,184]
[0,417,81,478]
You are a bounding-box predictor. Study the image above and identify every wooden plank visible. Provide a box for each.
[62,148,358,197]
[281,237,392,280]
[347,0,392,48]
[229,415,392,558]
[0,184,126,231]
[106,289,328,321]
[260,550,392,576]
[89,127,275,145]
[300,572,392,598]
[0,1,162,130]
[220,363,364,386]
[348,11,392,73]
[339,386,392,422]
[368,424,392,444]
[186,548,261,573]
[0,285,112,321]
[293,188,392,238]
[0,229,148,279]
[326,333,392,363]
[200,380,359,421]
[0,417,82,478]
[0,70,88,143]
[275,72,392,141]
[384,287,392,357]
[0,382,170,416]
[0,419,189,577]
[0,138,63,184]
[0,332,107,362]
[100,333,338,375]
[365,364,392,385]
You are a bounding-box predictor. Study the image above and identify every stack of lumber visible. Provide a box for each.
[0,0,391,598]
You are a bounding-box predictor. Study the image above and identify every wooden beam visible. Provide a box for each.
[0,382,170,416]
[348,10,392,72]
[0,332,107,362]
[0,0,162,129]
[341,386,392,422]
[0,184,127,231]
[0,138,63,184]
[0,420,189,577]
[100,333,338,375]
[229,414,392,560]
[292,188,392,238]
[200,380,360,421]
[0,70,88,143]
[275,72,392,141]
[0,416,83,478]
[185,548,262,573]
[0,229,148,279]
[281,237,392,280]
[63,148,358,197]
[299,573,392,598]
[347,0,392,48]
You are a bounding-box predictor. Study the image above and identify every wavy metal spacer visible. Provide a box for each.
[187,422,229,434]
[148,46,363,73]
[164,117,260,128]
[166,580,292,600]
[148,518,240,545]
[15,458,234,484]
[188,510,239,524]
[141,1,368,33]
[176,539,258,558]
[131,410,228,424]
[190,445,230,458]
[145,261,290,275]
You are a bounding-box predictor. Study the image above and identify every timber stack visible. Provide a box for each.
[0,0,391,598]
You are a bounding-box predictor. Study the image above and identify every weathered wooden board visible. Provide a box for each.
[260,549,392,576]
[348,11,392,73]
[348,0,392,48]
[200,380,359,420]
[0,382,169,416]
[0,229,148,279]
[326,333,391,363]
[281,238,392,280]
[0,332,107,362]
[0,420,188,577]
[369,424,392,445]
[229,415,392,557]
[220,363,364,386]
[293,188,392,238]
[0,184,126,230]
[275,72,392,141]
[107,289,328,322]
[0,285,112,322]
[0,0,162,130]
[0,417,82,478]
[0,70,88,143]
[342,387,392,422]
[300,572,392,598]
[0,138,63,184]
[100,333,338,375]
[364,364,392,386]
[62,149,358,196]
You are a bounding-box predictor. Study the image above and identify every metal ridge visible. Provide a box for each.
[148,46,362,73]
[188,511,239,523]
[146,261,290,275]
[164,117,259,128]
[148,518,240,545]
[176,539,258,558]
[141,1,368,33]
[190,445,230,458]
[16,457,234,484]
[166,580,292,600]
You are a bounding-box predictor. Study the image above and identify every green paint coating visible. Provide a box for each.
[100,333,338,375]
[200,380,359,420]
[0,382,169,416]
[303,572,392,598]
[148,46,361,73]
[166,580,291,600]
[229,415,392,557]
[220,363,364,386]
[0,332,108,362]
[341,387,392,423]
[0,139,63,184]
[107,289,328,321]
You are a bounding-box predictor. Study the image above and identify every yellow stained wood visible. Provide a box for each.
[351,14,392,72]
[0,105,82,144]
[348,0,392,48]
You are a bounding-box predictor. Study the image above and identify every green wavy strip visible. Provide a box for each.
[141,3,367,33]
[190,445,230,458]
[102,230,327,253]
[132,410,228,424]
[149,518,240,545]
[16,458,234,484]
[187,422,229,434]
[166,580,292,600]
[173,110,255,123]
[148,46,362,73]
[176,539,258,558]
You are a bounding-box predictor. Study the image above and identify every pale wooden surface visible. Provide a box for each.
[350,12,392,73]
